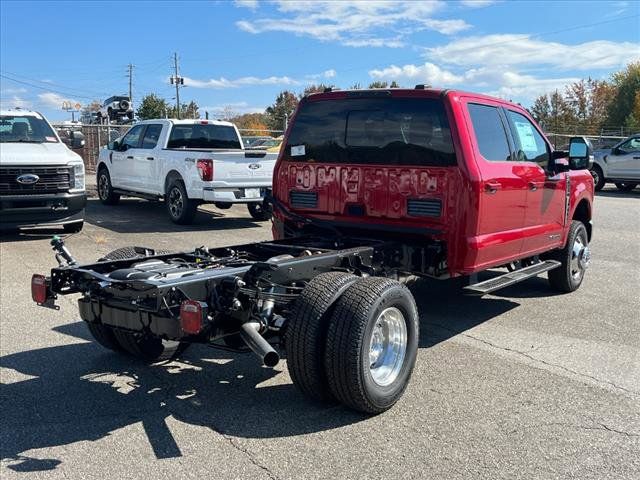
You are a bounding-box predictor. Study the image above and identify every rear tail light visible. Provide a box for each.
[180,300,207,335]
[197,159,213,181]
[31,274,48,304]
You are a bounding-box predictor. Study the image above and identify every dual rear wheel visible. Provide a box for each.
[285,273,419,414]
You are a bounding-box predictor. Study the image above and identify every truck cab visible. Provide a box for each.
[0,109,86,232]
[272,88,594,280]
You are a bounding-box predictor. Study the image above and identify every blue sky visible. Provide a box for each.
[1,0,638,121]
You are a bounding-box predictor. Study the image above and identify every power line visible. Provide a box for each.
[0,73,98,100]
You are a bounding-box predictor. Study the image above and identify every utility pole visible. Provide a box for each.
[127,63,134,106]
[170,52,184,119]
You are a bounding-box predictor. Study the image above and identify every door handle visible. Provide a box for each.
[146,157,155,161]
[126,155,134,160]
[528,181,544,191]
[484,182,501,194]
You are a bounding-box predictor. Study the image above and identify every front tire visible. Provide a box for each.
[547,220,590,293]
[590,165,605,191]
[97,168,120,205]
[165,179,198,224]
[615,182,638,192]
[247,202,272,221]
[324,277,419,414]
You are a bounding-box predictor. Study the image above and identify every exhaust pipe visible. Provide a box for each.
[240,322,280,367]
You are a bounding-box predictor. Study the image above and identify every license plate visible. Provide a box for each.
[244,188,261,199]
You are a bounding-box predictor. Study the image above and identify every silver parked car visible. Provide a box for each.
[590,134,640,191]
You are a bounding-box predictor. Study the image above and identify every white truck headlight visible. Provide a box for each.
[70,162,85,192]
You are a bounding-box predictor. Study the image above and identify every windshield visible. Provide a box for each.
[284,97,456,166]
[0,115,58,143]
[167,124,241,149]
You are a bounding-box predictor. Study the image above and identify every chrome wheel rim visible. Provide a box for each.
[168,187,183,218]
[368,307,407,387]
[570,233,590,280]
[98,174,109,200]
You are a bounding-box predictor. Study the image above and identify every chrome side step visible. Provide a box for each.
[464,260,561,296]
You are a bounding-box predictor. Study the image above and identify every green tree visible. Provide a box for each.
[137,94,169,120]
[265,90,298,131]
[300,83,335,98]
[167,100,200,119]
[531,94,551,126]
[368,81,389,88]
[606,62,640,129]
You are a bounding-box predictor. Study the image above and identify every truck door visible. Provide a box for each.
[465,102,528,267]
[136,123,162,193]
[608,136,640,180]
[111,124,144,191]
[504,109,566,254]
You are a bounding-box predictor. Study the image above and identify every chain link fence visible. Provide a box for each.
[52,124,130,172]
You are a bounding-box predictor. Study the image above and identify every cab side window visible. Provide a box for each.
[121,124,144,150]
[141,124,162,149]
[467,103,512,162]
[618,137,640,153]
[506,110,549,168]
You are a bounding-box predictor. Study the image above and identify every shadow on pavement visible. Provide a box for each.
[0,281,520,472]
[84,198,265,234]
[595,187,640,199]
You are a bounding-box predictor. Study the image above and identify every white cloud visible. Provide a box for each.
[183,68,337,89]
[460,0,497,7]
[425,34,640,70]
[369,62,464,85]
[0,87,27,95]
[202,102,265,115]
[234,0,258,9]
[182,75,300,89]
[368,61,580,101]
[37,92,79,109]
[235,0,470,47]
[0,95,32,110]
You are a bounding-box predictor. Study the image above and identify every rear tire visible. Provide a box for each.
[91,246,189,361]
[166,179,198,224]
[112,330,187,362]
[285,272,359,402]
[324,277,419,414]
[63,220,83,233]
[590,165,605,191]
[247,202,272,221]
[547,220,590,293]
[615,182,638,192]
[97,168,120,205]
[86,322,122,352]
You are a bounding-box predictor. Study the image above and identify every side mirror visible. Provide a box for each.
[69,131,85,149]
[612,147,621,155]
[568,136,593,170]
[111,140,120,151]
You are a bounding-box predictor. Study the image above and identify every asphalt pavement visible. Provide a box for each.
[1,188,639,480]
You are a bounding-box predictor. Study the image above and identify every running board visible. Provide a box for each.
[464,260,561,296]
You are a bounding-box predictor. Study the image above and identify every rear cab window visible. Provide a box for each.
[467,103,511,162]
[141,124,163,149]
[167,124,241,149]
[283,96,456,166]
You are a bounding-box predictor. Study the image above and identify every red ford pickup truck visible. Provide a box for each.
[34,87,593,414]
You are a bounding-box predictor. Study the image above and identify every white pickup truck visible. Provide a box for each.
[96,119,277,223]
